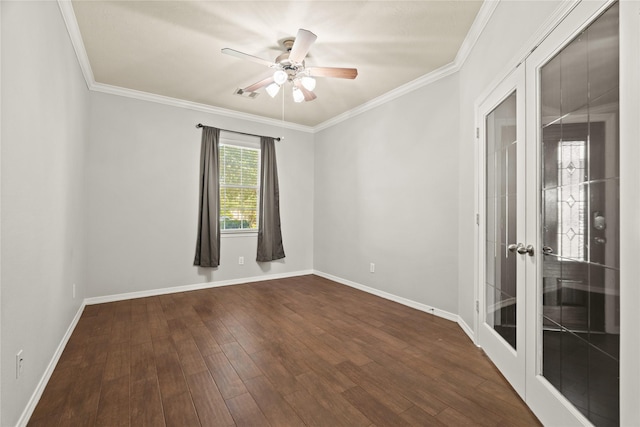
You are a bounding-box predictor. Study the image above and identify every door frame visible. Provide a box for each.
[618,1,640,424]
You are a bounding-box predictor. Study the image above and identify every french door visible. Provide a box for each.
[477,1,626,425]
[477,66,527,397]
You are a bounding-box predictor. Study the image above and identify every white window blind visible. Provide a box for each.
[219,133,260,232]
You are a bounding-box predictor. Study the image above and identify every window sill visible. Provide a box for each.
[221,230,258,238]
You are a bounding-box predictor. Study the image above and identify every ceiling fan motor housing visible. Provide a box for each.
[275,52,306,81]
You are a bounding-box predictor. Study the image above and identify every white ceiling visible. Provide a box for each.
[70,1,485,128]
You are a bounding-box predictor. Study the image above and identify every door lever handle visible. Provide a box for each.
[508,243,534,256]
[517,244,534,256]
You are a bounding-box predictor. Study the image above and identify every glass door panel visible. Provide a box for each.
[486,92,518,350]
[539,3,620,425]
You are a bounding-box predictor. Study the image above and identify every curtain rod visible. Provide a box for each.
[195,123,282,141]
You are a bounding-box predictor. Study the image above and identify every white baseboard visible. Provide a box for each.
[84,269,315,305]
[16,301,86,427]
[457,317,476,344]
[313,270,460,323]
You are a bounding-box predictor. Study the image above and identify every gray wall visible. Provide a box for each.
[314,75,460,314]
[313,1,564,324]
[86,92,314,298]
[1,2,90,426]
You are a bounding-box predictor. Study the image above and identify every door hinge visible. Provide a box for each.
[475,213,479,225]
[475,300,479,313]
[476,127,479,139]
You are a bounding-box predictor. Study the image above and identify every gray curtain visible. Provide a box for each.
[257,137,285,261]
[194,126,221,267]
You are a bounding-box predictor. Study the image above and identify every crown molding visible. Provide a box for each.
[57,0,313,134]
[57,0,497,134]
[57,0,94,90]
[454,0,500,67]
[91,82,315,133]
[313,61,459,132]
[313,0,499,132]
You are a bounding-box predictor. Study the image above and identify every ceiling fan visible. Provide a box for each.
[222,29,358,103]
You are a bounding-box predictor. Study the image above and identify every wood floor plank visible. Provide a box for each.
[103,342,130,381]
[249,349,302,396]
[203,352,248,399]
[353,358,449,416]
[58,409,97,427]
[186,371,235,427]
[295,332,347,365]
[243,375,306,427]
[399,405,446,426]
[62,364,104,418]
[29,275,540,427]
[220,341,263,381]
[283,389,344,427]
[190,326,222,356]
[296,370,370,426]
[263,339,311,377]
[162,391,201,427]
[130,341,157,383]
[335,360,413,414]
[204,319,236,345]
[341,386,412,427]
[436,406,479,425]
[95,376,129,426]
[174,336,209,376]
[225,392,270,426]
[130,377,166,427]
[155,348,190,399]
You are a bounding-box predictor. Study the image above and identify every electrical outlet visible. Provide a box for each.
[72,283,76,299]
[16,350,24,379]
[370,263,375,273]
[239,256,245,265]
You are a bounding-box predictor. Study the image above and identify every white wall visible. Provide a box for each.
[1,2,89,426]
[314,75,460,314]
[86,92,314,298]
[456,0,563,329]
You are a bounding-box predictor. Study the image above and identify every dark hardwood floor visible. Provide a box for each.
[28,275,540,426]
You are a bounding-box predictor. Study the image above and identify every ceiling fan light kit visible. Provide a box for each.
[222,29,358,103]
[292,86,305,103]
[273,70,288,86]
[265,82,281,98]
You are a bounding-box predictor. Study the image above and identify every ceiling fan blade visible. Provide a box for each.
[244,76,275,93]
[294,80,317,102]
[289,29,317,63]
[221,48,275,68]
[308,67,358,79]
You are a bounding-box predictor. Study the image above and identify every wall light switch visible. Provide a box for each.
[239,256,245,265]
[370,263,375,273]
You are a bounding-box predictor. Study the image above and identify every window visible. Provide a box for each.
[219,133,260,232]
